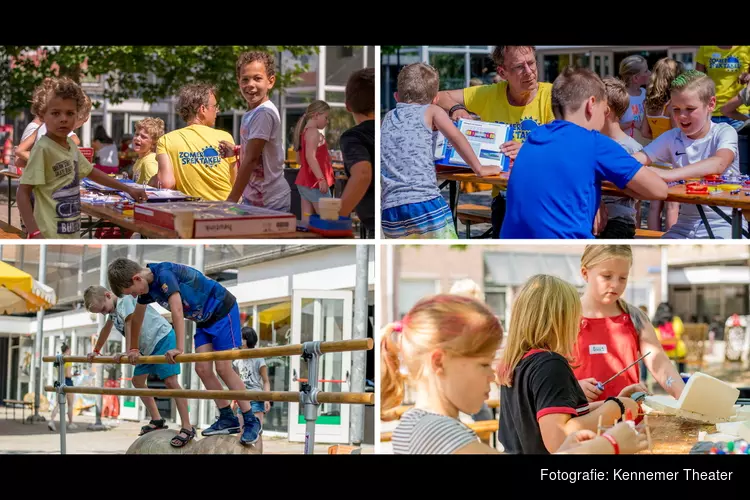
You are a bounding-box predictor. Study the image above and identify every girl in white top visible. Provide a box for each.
[92,125,119,174]
[619,55,651,145]
[634,70,740,239]
[381,294,648,455]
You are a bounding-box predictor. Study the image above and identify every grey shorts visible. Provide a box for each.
[297,185,332,204]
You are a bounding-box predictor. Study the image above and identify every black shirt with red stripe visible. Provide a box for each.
[499,349,590,454]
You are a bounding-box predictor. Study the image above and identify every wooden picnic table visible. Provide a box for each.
[436,166,750,239]
[80,201,322,239]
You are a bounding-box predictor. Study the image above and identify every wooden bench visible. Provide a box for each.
[635,228,664,239]
[456,204,492,238]
[3,399,33,423]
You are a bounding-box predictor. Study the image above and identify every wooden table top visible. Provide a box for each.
[0,169,22,180]
[436,168,750,211]
[81,202,324,239]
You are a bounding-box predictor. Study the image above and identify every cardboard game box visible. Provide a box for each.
[434,119,513,171]
[134,201,296,238]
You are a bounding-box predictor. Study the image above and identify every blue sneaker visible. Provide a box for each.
[202,413,241,436]
[240,414,262,445]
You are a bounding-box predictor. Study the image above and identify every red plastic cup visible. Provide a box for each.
[79,147,94,163]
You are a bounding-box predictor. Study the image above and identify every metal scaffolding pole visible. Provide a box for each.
[349,245,369,444]
[193,245,206,428]
[28,244,47,422]
[89,245,108,431]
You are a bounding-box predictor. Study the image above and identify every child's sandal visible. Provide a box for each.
[170,427,196,448]
[139,418,168,436]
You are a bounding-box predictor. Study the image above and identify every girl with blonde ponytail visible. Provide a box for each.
[498,274,646,454]
[384,293,647,455]
[293,100,335,216]
[574,245,686,405]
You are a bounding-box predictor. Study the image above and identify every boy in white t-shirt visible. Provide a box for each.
[83,285,195,448]
[232,327,271,433]
[220,51,291,212]
[633,70,740,239]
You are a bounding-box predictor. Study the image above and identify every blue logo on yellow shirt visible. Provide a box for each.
[178,146,223,167]
[494,117,541,142]
[709,55,741,71]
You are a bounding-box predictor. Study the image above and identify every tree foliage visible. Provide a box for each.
[0,45,319,118]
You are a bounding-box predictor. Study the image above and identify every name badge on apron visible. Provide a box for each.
[589,344,608,355]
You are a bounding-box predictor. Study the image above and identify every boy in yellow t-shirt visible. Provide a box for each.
[152,83,236,200]
[18,78,147,239]
[696,45,750,129]
[132,117,165,184]
[437,46,555,237]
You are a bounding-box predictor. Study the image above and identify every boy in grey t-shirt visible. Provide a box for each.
[232,327,271,431]
[598,77,646,239]
[84,285,195,448]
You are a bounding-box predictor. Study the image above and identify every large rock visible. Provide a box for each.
[126,429,197,454]
[187,434,263,455]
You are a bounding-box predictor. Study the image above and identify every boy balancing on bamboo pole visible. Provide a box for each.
[107,258,262,446]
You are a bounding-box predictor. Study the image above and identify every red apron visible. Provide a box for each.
[573,313,641,402]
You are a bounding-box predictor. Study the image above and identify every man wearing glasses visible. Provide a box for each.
[436,46,555,238]
[150,83,237,200]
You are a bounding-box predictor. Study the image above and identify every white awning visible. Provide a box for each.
[668,267,750,285]
[484,252,584,287]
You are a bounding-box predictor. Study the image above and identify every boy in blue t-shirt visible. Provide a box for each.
[500,67,668,239]
[107,258,262,446]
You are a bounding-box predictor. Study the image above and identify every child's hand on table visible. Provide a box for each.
[127,186,148,203]
[558,429,598,451]
[618,383,649,398]
[647,166,672,180]
[604,421,649,454]
[476,165,501,177]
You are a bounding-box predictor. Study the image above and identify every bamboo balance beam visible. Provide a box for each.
[44,386,374,405]
[43,338,374,365]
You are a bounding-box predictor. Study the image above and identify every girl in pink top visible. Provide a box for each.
[293,100,335,216]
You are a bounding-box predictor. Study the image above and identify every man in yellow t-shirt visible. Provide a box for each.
[151,83,236,200]
[436,46,555,238]
[696,46,750,128]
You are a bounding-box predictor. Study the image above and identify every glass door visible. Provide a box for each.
[592,51,614,78]
[668,49,697,71]
[288,290,353,444]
